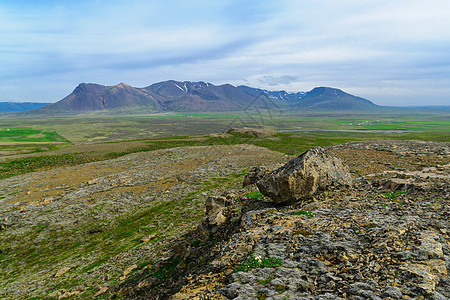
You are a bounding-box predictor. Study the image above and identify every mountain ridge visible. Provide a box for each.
[0,102,51,113]
[24,81,379,114]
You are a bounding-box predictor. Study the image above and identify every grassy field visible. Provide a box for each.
[1,109,449,143]
[0,127,69,143]
[0,126,71,157]
[0,109,448,179]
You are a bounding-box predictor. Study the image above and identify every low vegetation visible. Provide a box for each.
[0,110,448,298]
[242,191,264,199]
[2,118,449,181]
[292,210,315,218]
[0,153,91,179]
[235,256,283,272]
[381,191,406,198]
[0,127,69,143]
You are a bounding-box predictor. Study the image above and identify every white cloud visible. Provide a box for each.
[0,0,449,106]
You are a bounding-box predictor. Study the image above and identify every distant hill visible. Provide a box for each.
[292,87,377,110]
[25,81,379,114]
[0,102,51,113]
[237,86,378,110]
[35,83,160,113]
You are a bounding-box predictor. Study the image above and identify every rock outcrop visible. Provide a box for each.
[167,140,449,300]
[225,127,277,137]
[257,147,352,204]
[204,195,236,230]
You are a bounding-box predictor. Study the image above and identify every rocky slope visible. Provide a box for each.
[0,144,289,299]
[127,140,449,299]
[0,140,448,299]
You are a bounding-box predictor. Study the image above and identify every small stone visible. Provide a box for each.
[41,197,53,205]
[381,286,403,299]
[222,191,238,199]
[373,263,381,272]
[425,259,447,277]
[48,290,62,298]
[140,233,157,243]
[346,282,376,296]
[204,196,234,226]
[433,292,448,300]
[123,264,138,277]
[60,290,82,298]
[54,267,70,277]
[400,262,439,295]
[93,286,108,298]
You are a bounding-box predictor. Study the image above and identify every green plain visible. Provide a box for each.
[0,110,448,179]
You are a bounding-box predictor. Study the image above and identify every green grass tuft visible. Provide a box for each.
[381,191,406,198]
[235,256,283,272]
[242,191,264,199]
[292,210,314,218]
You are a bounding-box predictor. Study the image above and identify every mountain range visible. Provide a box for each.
[16,81,379,114]
[0,102,51,113]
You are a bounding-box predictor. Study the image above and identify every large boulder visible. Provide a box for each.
[256,147,352,204]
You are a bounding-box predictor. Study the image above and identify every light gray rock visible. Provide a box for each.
[204,196,233,226]
[257,147,352,203]
[381,286,403,299]
[346,281,381,299]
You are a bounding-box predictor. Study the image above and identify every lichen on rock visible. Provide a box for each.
[257,147,352,204]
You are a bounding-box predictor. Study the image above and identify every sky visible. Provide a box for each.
[1,0,450,106]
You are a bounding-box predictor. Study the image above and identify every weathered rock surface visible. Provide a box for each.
[2,139,449,299]
[242,166,271,187]
[204,195,237,229]
[257,147,352,203]
[166,140,449,300]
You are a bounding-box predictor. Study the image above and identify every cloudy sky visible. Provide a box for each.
[1,0,450,106]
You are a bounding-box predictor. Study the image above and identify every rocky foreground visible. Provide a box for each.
[123,140,449,299]
[0,139,448,299]
[0,144,289,299]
